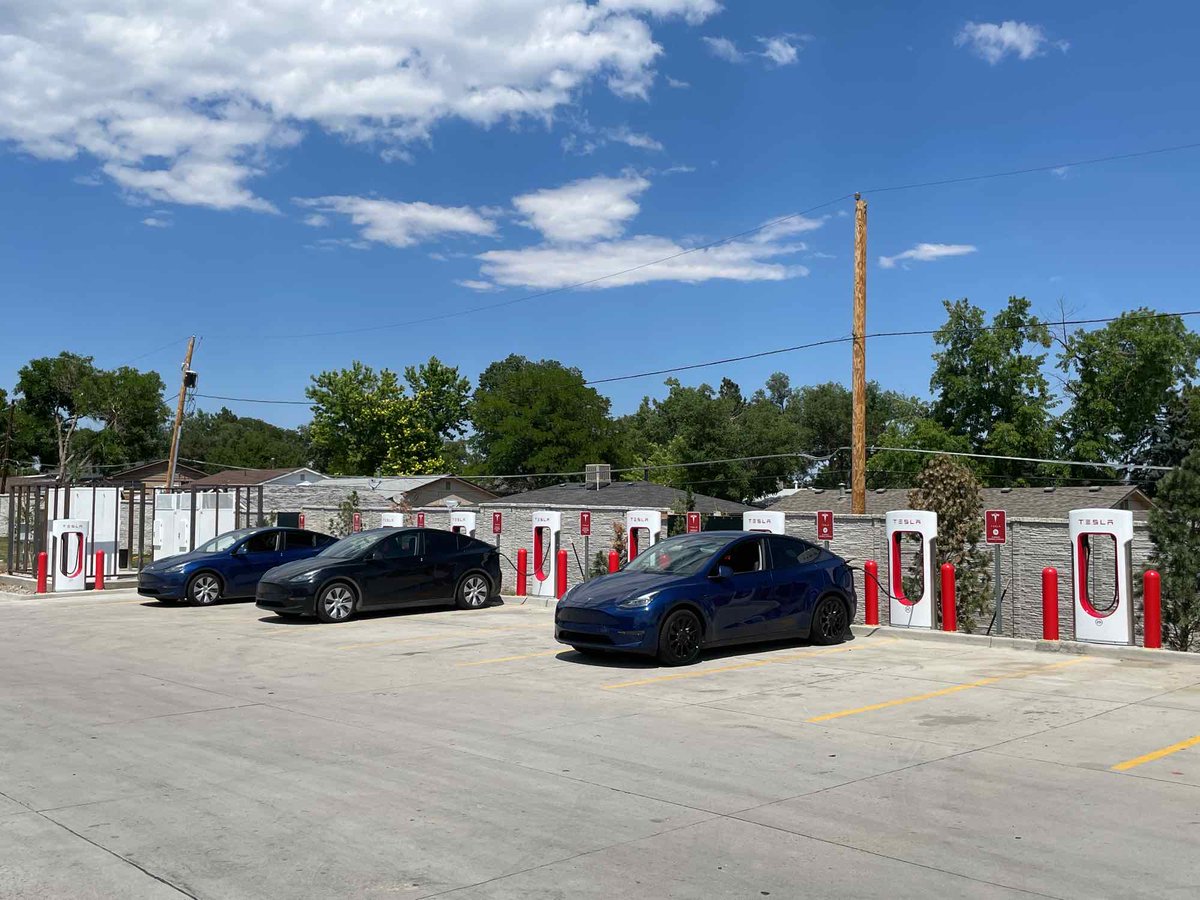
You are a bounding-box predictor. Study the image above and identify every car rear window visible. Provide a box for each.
[768,536,822,569]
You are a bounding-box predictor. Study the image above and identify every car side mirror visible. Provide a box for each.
[711,565,734,580]
[233,544,247,556]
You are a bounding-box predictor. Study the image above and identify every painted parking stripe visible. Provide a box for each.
[602,641,896,690]
[457,649,563,666]
[1112,733,1200,772]
[807,657,1087,723]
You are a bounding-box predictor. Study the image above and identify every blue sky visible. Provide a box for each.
[2,1,1199,430]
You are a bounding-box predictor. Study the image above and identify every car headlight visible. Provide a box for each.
[616,591,658,610]
[287,570,321,583]
[162,563,189,574]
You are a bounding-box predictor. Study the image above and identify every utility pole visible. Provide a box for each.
[165,336,196,492]
[851,193,868,515]
[0,397,14,494]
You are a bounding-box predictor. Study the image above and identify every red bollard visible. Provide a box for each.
[1042,567,1059,641]
[36,551,48,594]
[608,549,619,574]
[94,550,105,591]
[556,548,568,599]
[515,548,528,597]
[1144,570,1162,649]
[940,563,957,632]
[863,560,879,625]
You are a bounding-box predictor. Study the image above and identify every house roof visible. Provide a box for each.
[481,480,756,514]
[768,485,1153,519]
[188,466,324,487]
[314,475,499,500]
[105,459,207,482]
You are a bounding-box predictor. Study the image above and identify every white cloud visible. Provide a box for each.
[294,196,496,248]
[302,213,330,228]
[456,279,503,292]
[879,243,977,269]
[141,216,171,228]
[706,33,809,67]
[757,35,802,66]
[0,1,717,211]
[478,231,810,290]
[955,21,1068,65]
[666,76,691,89]
[562,121,664,155]
[513,174,650,243]
[703,37,745,63]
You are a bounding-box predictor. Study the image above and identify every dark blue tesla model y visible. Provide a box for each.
[555,531,857,665]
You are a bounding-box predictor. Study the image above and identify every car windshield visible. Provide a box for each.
[318,532,384,559]
[195,529,254,553]
[622,534,731,576]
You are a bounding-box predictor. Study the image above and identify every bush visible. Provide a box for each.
[1147,448,1200,651]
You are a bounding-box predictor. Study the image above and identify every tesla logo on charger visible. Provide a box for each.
[816,511,834,541]
[492,512,503,534]
[580,511,592,536]
[894,517,924,527]
[985,509,1007,544]
[686,512,701,533]
[1077,517,1116,527]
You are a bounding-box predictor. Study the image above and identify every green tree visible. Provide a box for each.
[17,353,168,480]
[404,356,471,443]
[907,456,991,632]
[469,355,624,489]
[1146,448,1200,651]
[307,362,441,476]
[1059,309,1200,477]
[180,408,310,470]
[930,297,1056,482]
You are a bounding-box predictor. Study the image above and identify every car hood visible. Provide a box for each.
[561,571,686,608]
[262,555,348,581]
[143,550,219,572]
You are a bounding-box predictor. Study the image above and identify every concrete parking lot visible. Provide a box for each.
[2,589,1199,899]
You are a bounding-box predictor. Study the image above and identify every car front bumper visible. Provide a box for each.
[255,580,318,616]
[137,570,187,600]
[554,604,658,654]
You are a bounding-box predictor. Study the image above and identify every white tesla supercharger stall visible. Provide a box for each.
[50,518,89,592]
[1069,508,1135,645]
[450,510,477,537]
[531,510,562,598]
[626,509,662,560]
[153,492,235,561]
[45,487,118,578]
[380,512,406,528]
[743,511,785,534]
[886,509,938,629]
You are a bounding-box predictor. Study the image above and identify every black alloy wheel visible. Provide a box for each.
[811,596,849,645]
[657,608,703,666]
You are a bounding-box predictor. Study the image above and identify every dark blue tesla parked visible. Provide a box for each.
[555,531,856,665]
[138,526,336,606]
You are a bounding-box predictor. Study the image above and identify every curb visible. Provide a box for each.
[850,624,1200,665]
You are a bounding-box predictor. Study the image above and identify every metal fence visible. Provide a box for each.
[4,482,267,577]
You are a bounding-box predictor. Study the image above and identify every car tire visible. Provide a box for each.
[657,608,703,666]
[811,595,849,645]
[455,572,491,610]
[187,572,222,606]
[315,582,357,624]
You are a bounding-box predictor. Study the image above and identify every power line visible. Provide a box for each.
[195,393,310,406]
[196,138,1200,343]
[584,309,1200,385]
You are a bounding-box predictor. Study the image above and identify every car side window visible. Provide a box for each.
[425,530,458,557]
[716,538,765,575]
[379,532,421,559]
[768,536,822,569]
[284,531,314,550]
[243,531,279,553]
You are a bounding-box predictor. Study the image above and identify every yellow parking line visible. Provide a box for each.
[457,649,562,667]
[1112,733,1200,772]
[602,641,896,690]
[807,657,1087,723]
